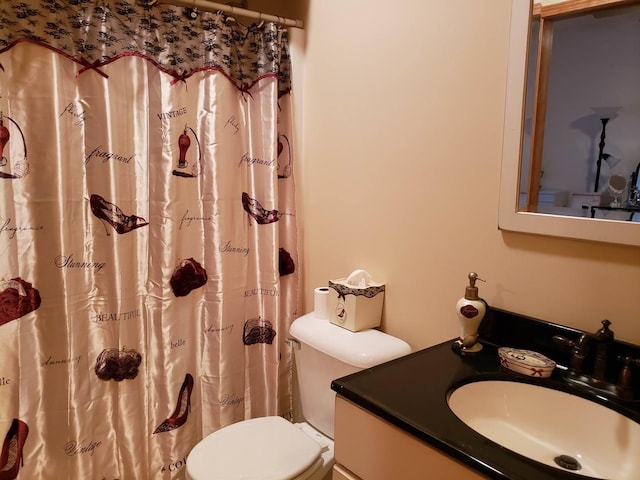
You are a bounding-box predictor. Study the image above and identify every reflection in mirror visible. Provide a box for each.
[608,174,627,207]
[631,162,640,215]
[521,2,640,221]
[499,0,640,246]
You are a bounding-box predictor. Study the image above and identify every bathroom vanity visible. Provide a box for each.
[331,307,640,480]
[332,397,485,480]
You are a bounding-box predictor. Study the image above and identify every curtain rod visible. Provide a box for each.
[158,0,304,28]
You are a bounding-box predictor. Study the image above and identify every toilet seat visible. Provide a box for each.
[186,416,323,480]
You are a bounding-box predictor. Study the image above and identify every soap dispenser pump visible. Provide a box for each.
[454,272,486,353]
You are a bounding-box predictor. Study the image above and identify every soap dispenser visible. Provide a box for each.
[454,272,486,353]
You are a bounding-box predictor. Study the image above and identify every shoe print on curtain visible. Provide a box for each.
[0,113,29,180]
[94,347,142,382]
[172,126,201,178]
[170,258,207,297]
[153,374,194,434]
[89,194,149,236]
[242,192,281,225]
[0,418,29,480]
[242,317,276,345]
[0,278,41,327]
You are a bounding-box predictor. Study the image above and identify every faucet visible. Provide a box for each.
[552,320,637,400]
[553,320,612,375]
[591,319,614,383]
[618,356,640,397]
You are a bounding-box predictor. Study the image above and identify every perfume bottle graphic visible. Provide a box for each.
[177,128,190,169]
[0,112,29,180]
[0,116,9,166]
[277,133,292,179]
[172,126,201,178]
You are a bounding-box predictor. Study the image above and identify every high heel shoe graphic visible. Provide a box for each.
[242,192,281,225]
[0,418,29,480]
[153,373,194,434]
[90,194,149,235]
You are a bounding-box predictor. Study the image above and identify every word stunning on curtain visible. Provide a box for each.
[0,1,298,478]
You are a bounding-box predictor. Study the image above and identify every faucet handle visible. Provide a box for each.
[552,334,590,351]
[552,335,589,374]
[595,319,614,342]
[617,355,640,390]
[552,335,576,349]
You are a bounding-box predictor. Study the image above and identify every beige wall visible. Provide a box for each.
[254,0,640,349]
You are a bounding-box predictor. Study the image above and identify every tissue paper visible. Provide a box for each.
[314,287,330,320]
[345,269,373,288]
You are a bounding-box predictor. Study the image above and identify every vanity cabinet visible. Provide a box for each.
[332,396,486,480]
[331,308,640,480]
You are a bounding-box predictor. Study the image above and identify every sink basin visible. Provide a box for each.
[448,380,640,479]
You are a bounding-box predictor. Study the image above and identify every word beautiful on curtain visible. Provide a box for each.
[0,1,298,479]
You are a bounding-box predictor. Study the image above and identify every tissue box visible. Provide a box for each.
[327,272,385,332]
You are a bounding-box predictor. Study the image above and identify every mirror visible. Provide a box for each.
[499,0,640,246]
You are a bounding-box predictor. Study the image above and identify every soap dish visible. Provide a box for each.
[498,347,556,378]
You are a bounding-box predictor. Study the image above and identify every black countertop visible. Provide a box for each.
[330,307,640,480]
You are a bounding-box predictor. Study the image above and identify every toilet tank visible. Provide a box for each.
[289,313,412,439]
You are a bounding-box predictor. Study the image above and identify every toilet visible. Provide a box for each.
[185,312,412,480]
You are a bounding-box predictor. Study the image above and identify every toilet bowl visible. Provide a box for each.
[186,416,333,480]
[185,313,411,480]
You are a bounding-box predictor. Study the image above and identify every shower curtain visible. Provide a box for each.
[0,1,298,478]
